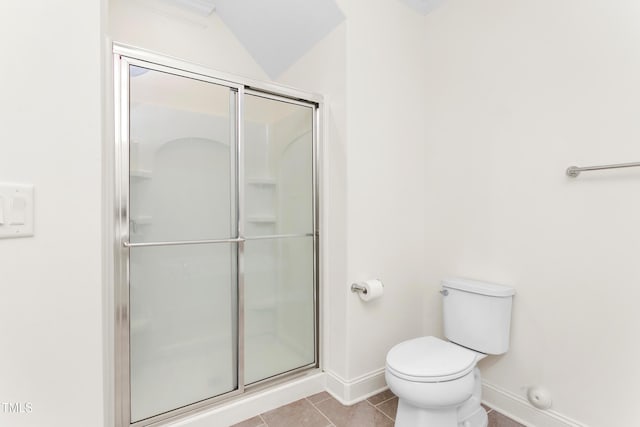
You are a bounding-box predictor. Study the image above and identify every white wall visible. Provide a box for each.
[421,1,640,425]
[343,0,428,381]
[0,1,105,427]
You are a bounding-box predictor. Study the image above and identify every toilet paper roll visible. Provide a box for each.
[358,279,384,302]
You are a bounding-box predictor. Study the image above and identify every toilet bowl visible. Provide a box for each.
[386,336,485,427]
[385,278,515,427]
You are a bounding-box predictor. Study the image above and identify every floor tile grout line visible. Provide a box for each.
[365,399,395,423]
[258,413,267,426]
[371,395,396,407]
[306,397,336,427]
[307,395,333,405]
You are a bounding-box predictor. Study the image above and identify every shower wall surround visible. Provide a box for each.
[114,47,320,427]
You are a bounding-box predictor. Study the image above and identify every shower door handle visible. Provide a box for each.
[122,237,246,248]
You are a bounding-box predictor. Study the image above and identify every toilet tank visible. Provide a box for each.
[442,277,515,355]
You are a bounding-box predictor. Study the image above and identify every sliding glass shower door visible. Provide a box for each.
[243,94,316,384]
[127,66,239,422]
[115,50,319,427]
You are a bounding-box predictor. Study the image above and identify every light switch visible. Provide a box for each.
[10,196,26,225]
[0,183,34,239]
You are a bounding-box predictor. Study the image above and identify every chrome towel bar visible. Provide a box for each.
[566,161,640,177]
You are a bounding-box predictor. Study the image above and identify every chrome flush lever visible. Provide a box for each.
[439,289,449,296]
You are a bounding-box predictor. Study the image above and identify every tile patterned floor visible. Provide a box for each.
[231,390,525,427]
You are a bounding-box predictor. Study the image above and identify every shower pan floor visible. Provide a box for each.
[130,340,234,422]
[130,333,313,421]
[245,333,313,384]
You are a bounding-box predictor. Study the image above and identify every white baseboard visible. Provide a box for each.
[325,368,388,405]
[161,368,589,427]
[168,371,325,427]
[482,381,588,427]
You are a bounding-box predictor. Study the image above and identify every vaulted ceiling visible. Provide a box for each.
[160,0,444,78]
[214,0,345,78]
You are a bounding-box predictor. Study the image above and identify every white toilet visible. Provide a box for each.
[385,277,515,427]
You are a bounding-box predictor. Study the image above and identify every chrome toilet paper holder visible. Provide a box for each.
[351,283,368,295]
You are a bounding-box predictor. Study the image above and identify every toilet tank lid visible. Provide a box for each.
[442,277,515,297]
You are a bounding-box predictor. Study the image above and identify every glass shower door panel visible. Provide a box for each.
[128,66,238,422]
[129,244,237,422]
[244,94,313,237]
[243,93,316,384]
[129,65,236,244]
[244,237,315,384]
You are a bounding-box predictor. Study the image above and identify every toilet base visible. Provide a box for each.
[395,399,458,427]
[394,400,487,427]
[457,368,487,427]
[458,405,487,427]
[392,368,488,427]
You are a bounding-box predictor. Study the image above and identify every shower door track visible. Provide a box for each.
[113,43,323,427]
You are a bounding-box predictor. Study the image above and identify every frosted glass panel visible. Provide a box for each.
[127,65,238,422]
[122,61,318,423]
[244,95,313,236]
[244,236,315,384]
[129,66,235,243]
[129,244,237,422]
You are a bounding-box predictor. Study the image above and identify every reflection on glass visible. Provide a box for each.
[244,236,315,384]
[244,95,313,237]
[129,244,237,422]
[129,66,235,243]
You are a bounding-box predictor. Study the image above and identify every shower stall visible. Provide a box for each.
[113,46,320,427]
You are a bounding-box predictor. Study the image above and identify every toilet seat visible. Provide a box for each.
[386,336,478,383]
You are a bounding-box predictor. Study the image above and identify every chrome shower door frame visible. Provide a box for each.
[113,43,322,427]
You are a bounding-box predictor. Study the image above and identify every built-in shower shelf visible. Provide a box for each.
[130,169,153,180]
[246,215,277,223]
[247,177,276,186]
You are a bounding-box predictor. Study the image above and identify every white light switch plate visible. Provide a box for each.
[0,183,34,239]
